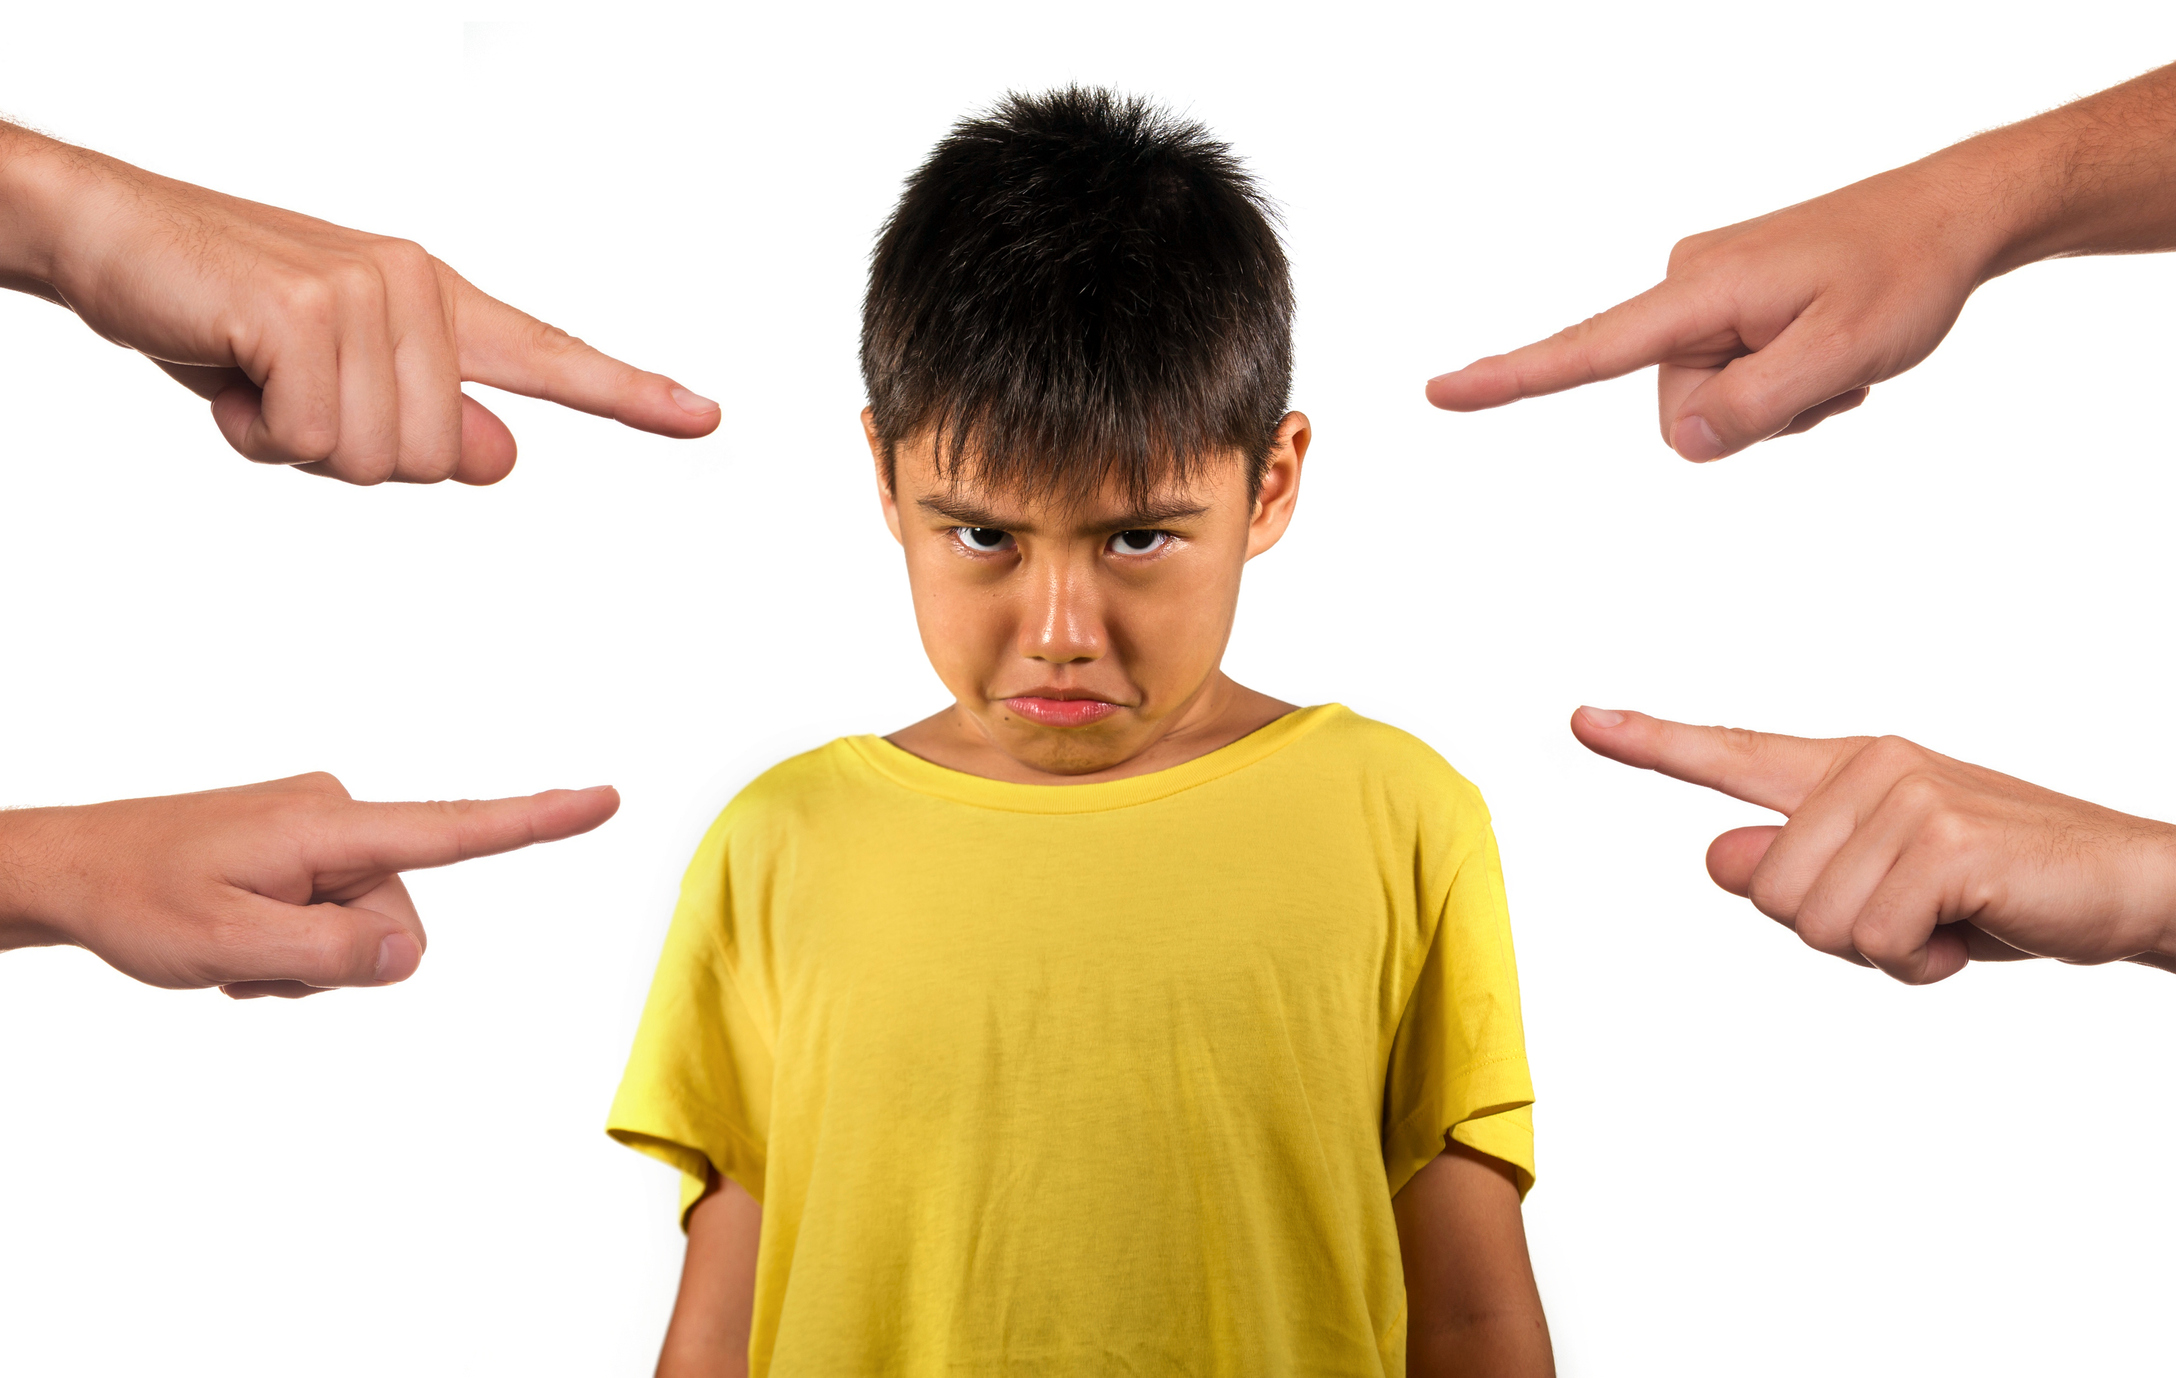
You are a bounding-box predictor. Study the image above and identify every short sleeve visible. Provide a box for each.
[606,814,774,1227]
[1381,820,1536,1199]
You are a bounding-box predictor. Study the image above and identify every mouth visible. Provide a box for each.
[999,692,1124,729]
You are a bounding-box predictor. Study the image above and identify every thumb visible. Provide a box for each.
[1571,706,1858,814]
[1665,313,1874,460]
[1706,825,1781,896]
[207,890,422,993]
[442,268,721,440]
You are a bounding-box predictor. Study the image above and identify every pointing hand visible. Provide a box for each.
[0,122,720,484]
[0,773,620,998]
[1570,708,2176,983]
[1424,63,2176,461]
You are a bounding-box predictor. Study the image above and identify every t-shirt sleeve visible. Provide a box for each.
[606,813,774,1227]
[1381,817,1537,1199]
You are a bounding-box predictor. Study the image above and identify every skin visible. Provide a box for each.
[655,412,1553,1377]
[0,115,675,992]
[1425,61,2176,462]
[0,119,720,482]
[1572,707,2176,984]
[0,774,618,998]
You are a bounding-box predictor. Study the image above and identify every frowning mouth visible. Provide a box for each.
[999,693,1123,728]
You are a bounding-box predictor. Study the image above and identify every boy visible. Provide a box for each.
[609,87,1551,1377]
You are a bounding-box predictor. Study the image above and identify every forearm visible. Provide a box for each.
[1930,61,2176,278]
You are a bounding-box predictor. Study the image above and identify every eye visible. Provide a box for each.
[1108,529,1170,555]
[954,526,1013,553]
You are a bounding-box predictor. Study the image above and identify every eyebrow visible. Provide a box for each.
[914,495,1210,531]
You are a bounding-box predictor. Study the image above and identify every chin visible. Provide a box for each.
[1002,725,1137,776]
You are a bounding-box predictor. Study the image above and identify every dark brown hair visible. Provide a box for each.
[861,86,1294,504]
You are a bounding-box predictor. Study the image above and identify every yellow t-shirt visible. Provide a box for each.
[608,704,1534,1377]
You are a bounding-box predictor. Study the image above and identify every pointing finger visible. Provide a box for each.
[326,784,621,876]
[442,269,720,439]
[1424,279,1702,412]
[1571,707,1861,814]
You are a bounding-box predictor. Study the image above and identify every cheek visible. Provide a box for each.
[1110,557,1243,675]
[904,552,1013,670]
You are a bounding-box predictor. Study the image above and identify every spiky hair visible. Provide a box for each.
[861,86,1294,503]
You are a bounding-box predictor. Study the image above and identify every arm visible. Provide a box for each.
[1394,1143,1554,1378]
[658,1172,762,1378]
[0,773,616,997]
[0,118,719,484]
[1426,62,2176,461]
[1570,707,2176,982]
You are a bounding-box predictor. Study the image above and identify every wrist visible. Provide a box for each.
[0,807,75,951]
[1899,130,2062,289]
[2124,824,2176,973]
[0,124,96,295]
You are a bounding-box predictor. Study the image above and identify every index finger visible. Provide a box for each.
[1423,279,1697,412]
[441,268,721,439]
[330,784,622,874]
[1570,707,1861,814]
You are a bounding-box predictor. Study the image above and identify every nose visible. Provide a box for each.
[1018,549,1105,666]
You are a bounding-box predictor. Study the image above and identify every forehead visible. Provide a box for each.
[892,435,1249,528]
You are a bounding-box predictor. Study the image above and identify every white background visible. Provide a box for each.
[4,2,2174,1373]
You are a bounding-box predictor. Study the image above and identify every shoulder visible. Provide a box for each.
[717,736,883,829]
[1294,705,1491,820]
[680,737,883,861]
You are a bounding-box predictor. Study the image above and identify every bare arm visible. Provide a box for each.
[1426,62,2176,461]
[0,117,718,483]
[1394,1142,1554,1378]
[657,1172,762,1378]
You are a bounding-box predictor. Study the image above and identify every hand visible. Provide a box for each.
[1423,159,1992,461]
[0,124,720,484]
[1570,707,2176,984]
[1423,63,2176,462]
[0,773,619,998]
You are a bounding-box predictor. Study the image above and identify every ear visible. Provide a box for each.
[1244,411,1309,561]
[863,407,905,547]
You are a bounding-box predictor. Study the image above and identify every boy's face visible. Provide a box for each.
[869,411,1309,778]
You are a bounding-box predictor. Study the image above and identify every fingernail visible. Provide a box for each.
[670,385,718,414]
[1578,706,1625,727]
[1673,415,1725,462]
[374,933,421,983]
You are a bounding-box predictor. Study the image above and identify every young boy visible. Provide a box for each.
[609,87,1551,1378]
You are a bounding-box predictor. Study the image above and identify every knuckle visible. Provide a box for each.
[1918,804,1976,854]
[1861,734,1927,774]
[1718,726,1769,764]
[273,274,337,324]
[527,317,590,358]
[327,255,385,301]
[372,236,435,279]
[297,771,351,799]
[1746,867,1798,922]
[1886,772,1949,814]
